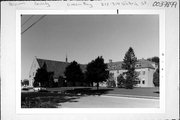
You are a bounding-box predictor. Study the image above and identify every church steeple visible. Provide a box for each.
[66,54,68,63]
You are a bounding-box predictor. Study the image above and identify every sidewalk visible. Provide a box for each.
[101,93,159,99]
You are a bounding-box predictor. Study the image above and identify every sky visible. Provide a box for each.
[21,15,159,80]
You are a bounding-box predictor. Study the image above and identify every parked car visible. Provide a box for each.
[21,86,29,91]
[22,86,34,91]
[33,87,47,92]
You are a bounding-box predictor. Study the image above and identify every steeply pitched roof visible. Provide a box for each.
[107,59,155,70]
[36,58,69,78]
[36,58,86,79]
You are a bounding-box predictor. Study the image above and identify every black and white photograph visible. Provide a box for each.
[1,0,179,120]
[21,14,160,108]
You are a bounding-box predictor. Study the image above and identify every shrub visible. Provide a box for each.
[107,80,116,88]
[117,74,125,88]
[153,68,159,87]
[38,89,49,92]
[22,88,29,91]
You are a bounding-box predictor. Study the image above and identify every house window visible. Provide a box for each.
[136,64,141,67]
[137,80,140,84]
[137,71,141,75]
[117,70,119,73]
[142,80,145,84]
[142,71,145,75]
[29,75,31,78]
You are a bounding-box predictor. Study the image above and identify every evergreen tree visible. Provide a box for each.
[86,56,109,90]
[122,47,138,89]
[64,61,84,86]
[33,81,39,87]
[34,62,49,87]
[48,72,55,88]
[147,56,159,65]
[153,68,159,87]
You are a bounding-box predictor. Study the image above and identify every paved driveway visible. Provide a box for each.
[58,95,159,108]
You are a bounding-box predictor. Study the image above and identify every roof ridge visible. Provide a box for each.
[36,58,68,63]
[36,58,87,66]
[109,59,153,63]
[107,59,155,70]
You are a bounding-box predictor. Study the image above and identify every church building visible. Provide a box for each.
[28,56,86,87]
[28,57,158,87]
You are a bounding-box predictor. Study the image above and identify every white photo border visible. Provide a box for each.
[16,10,165,114]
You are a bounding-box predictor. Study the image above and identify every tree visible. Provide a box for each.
[117,74,125,88]
[64,61,84,86]
[33,81,39,87]
[147,56,159,65]
[21,79,29,86]
[23,80,29,86]
[34,63,49,87]
[48,72,55,88]
[106,73,116,88]
[58,76,66,87]
[122,47,138,89]
[153,68,159,87]
[86,56,109,90]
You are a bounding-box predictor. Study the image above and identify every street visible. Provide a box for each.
[58,95,159,108]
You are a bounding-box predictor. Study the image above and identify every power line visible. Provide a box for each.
[21,15,46,34]
[21,15,34,27]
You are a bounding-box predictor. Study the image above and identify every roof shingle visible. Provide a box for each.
[107,59,155,70]
[37,58,70,78]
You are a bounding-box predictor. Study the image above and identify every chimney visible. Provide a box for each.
[109,59,112,63]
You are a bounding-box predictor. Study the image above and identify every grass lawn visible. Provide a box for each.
[21,92,79,108]
[46,87,159,97]
[104,87,159,97]
[21,87,159,108]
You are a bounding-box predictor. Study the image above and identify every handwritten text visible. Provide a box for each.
[67,2,93,8]
[34,1,51,7]
[9,2,25,6]
[152,1,177,8]
[101,1,147,7]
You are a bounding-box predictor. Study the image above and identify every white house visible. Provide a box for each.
[107,59,158,87]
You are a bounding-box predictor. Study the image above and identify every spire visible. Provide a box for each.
[66,54,68,63]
